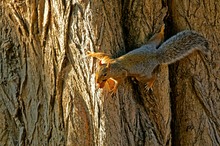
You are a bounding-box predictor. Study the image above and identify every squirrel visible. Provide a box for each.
[87,25,209,93]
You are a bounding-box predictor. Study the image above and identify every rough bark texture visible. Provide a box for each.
[0,0,219,146]
[169,1,220,145]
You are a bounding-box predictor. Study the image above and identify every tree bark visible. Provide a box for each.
[169,1,220,145]
[0,0,219,146]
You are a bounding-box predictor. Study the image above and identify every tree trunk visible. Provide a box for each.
[169,1,220,145]
[0,0,219,146]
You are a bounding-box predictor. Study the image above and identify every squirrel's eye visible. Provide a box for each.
[103,73,107,77]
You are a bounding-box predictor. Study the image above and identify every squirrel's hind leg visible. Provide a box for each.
[135,74,156,92]
[135,74,156,91]
[144,75,156,92]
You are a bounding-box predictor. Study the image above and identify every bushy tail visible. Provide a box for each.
[156,30,209,64]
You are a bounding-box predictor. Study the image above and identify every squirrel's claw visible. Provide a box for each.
[111,86,118,93]
[144,85,153,93]
[109,83,118,96]
[110,88,117,96]
[144,77,156,92]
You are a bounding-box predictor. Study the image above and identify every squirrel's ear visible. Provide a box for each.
[99,61,103,65]
[99,60,108,65]
[87,52,111,61]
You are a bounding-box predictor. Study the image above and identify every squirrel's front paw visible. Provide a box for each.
[110,87,117,96]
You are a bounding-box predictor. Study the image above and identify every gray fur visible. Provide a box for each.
[156,30,209,64]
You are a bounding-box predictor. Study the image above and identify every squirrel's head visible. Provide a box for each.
[96,62,110,88]
[86,51,113,88]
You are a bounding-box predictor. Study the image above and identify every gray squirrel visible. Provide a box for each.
[87,25,209,92]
